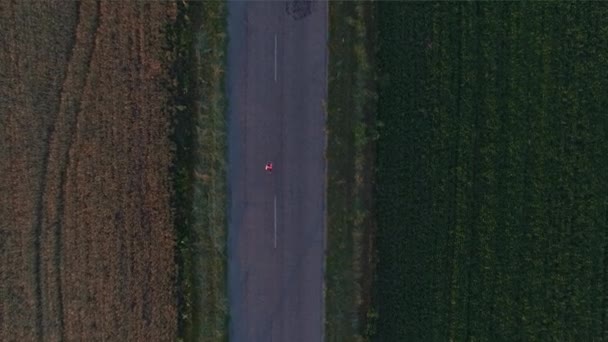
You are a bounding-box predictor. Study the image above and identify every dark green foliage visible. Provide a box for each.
[165,2,197,338]
[375,2,608,341]
[326,2,378,340]
[167,1,229,340]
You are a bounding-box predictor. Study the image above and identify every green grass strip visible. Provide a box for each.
[191,1,228,341]
[169,1,228,341]
[325,2,377,341]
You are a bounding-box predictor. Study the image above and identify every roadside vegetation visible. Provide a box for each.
[168,1,228,341]
[325,2,377,341]
[375,2,608,341]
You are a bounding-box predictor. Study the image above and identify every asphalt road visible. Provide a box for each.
[226,1,328,341]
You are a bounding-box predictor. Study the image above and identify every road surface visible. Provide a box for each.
[227,1,328,341]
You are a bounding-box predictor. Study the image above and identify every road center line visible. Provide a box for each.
[274,34,277,82]
[274,195,277,248]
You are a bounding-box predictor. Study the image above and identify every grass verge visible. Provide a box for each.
[167,1,228,341]
[325,2,377,341]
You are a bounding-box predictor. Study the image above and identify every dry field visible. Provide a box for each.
[0,1,179,341]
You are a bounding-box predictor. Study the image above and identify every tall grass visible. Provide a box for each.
[168,1,228,341]
[325,2,377,341]
[190,1,228,341]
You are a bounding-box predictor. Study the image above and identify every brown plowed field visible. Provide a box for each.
[0,1,178,341]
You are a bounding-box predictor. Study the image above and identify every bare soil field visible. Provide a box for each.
[0,1,179,341]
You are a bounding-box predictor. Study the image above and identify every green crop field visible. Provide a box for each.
[375,2,608,341]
